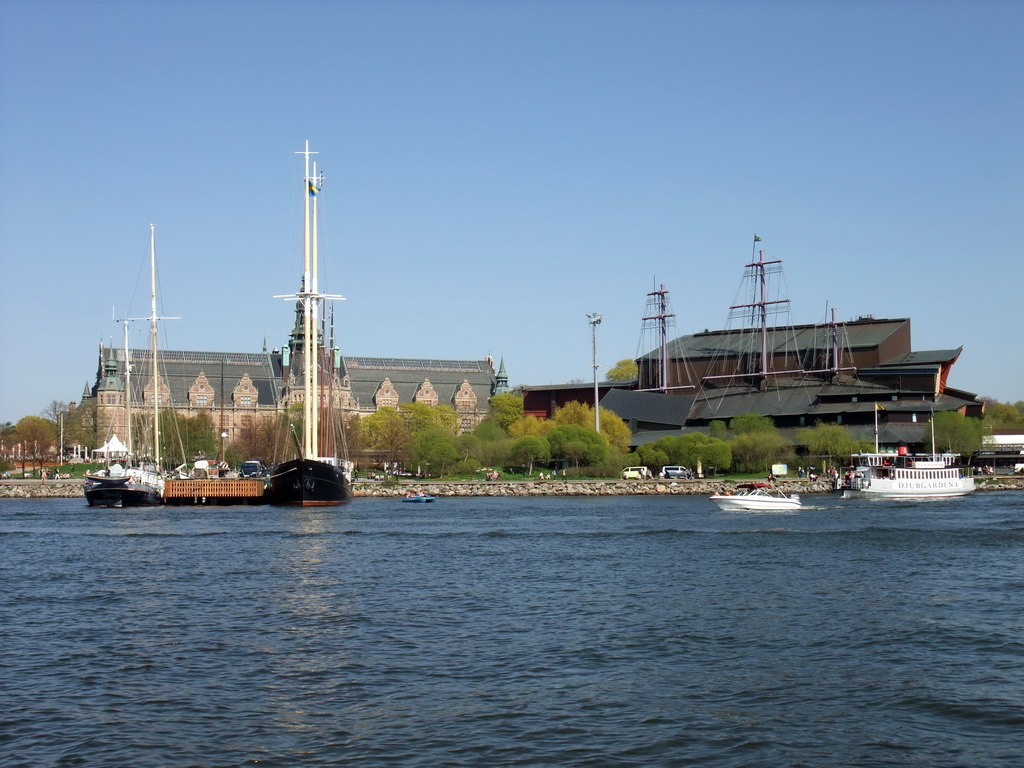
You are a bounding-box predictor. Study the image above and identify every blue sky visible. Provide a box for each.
[1,0,1021,425]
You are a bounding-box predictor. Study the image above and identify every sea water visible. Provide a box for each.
[2,492,1023,767]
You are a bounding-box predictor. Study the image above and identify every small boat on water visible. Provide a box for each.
[710,483,801,511]
[839,450,975,500]
[402,493,435,503]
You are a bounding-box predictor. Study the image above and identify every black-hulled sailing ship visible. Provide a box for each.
[268,141,353,506]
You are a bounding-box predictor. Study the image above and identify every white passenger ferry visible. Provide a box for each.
[841,449,975,499]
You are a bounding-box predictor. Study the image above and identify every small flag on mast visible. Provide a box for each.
[876,403,886,411]
[308,181,319,197]
[753,235,762,241]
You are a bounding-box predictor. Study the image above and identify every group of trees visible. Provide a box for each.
[3,388,1024,478]
[0,401,289,473]
[355,395,631,478]
[629,408,1013,477]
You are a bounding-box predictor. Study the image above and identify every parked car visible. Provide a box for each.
[660,465,692,479]
[240,460,264,478]
[621,466,652,480]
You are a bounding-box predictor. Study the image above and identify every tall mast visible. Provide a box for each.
[636,281,691,393]
[114,307,136,455]
[141,225,178,468]
[299,141,317,459]
[727,237,787,385]
[123,316,132,455]
[276,141,345,460]
[829,307,840,380]
[705,236,856,387]
[642,284,674,393]
[310,159,321,458]
[148,224,160,467]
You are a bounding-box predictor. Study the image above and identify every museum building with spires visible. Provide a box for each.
[84,295,510,448]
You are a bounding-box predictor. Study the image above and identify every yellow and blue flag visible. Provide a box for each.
[308,181,319,197]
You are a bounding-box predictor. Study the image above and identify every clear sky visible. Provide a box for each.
[1,0,1021,425]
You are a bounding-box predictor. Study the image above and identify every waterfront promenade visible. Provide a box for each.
[3,476,1022,500]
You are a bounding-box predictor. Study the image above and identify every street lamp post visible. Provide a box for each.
[587,313,603,434]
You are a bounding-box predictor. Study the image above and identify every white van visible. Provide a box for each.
[660,466,692,479]
[621,466,652,480]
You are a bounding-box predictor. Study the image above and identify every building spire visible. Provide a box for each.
[495,357,509,393]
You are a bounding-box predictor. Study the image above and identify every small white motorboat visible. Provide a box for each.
[709,483,801,511]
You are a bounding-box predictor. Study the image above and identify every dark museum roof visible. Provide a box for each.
[638,317,914,361]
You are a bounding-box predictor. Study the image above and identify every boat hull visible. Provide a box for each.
[269,459,353,506]
[841,453,976,500]
[842,477,975,500]
[710,495,801,511]
[83,475,163,507]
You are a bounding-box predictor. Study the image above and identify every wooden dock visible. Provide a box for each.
[163,478,267,505]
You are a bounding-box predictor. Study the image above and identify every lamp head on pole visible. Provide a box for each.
[587,313,603,326]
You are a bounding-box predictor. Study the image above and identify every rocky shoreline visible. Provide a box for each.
[358,479,833,497]
[2,477,1022,500]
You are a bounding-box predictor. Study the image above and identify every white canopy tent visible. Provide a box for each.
[94,434,129,459]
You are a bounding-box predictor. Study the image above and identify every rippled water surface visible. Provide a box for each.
[2,492,1023,767]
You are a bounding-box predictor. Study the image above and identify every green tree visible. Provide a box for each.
[474,421,507,441]
[707,420,729,441]
[159,410,217,467]
[552,401,593,427]
[455,432,483,463]
[693,436,732,477]
[983,400,1024,429]
[489,393,524,431]
[508,414,551,439]
[359,407,413,467]
[552,401,632,453]
[931,411,986,455]
[547,425,609,467]
[473,420,513,467]
[606,358,639,382]
[510,435,551,475]
[729,413,777,434]
[401,402,460,436]
[652,435,687,464]
[729,431,793,474]
[795,422,864,469]
[599,407,632,453]
[411,428,460,476]
[653,433,731,476]
[635,443,669,471]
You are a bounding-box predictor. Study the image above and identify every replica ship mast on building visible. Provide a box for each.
[269,141,353,506]
[702,235,856,391]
